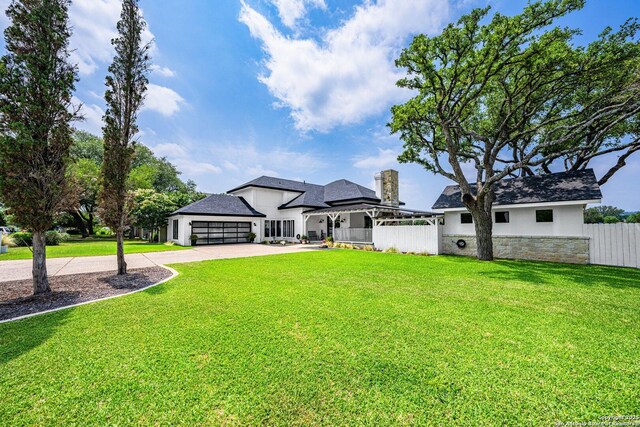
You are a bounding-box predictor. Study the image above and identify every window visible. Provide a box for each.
[172,219,178,240]
[461,213,473,224]
[536,209,554,223]
[264,220,295,238]
[364,216,373,229]
[495,212,509,223]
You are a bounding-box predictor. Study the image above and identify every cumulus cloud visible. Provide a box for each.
[353,148,398,169]
[73,96,104,135]
[239,0,449,132]
[151,65,176,78]
[149,141,222,176]
[271,0,326,29]
[68,0,155,76]
[144,84,186,117]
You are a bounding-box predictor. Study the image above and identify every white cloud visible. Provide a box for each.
[271,0,326,29]
[151,65,176,78]
[151,142,188,158]
[67,0,155,76]
[223,161,239,171]
[174,159,222,175]
[73,96,104,135]
[240,0,449,132]
[353,148,398,169]
[144,84,185,116]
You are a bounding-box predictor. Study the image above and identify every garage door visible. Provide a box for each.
[191,221,252,245]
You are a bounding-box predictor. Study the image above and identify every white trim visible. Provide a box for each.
[0,266,179,324]
[438,199,600,212]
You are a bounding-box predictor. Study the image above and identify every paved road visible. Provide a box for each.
[0,244,320,283]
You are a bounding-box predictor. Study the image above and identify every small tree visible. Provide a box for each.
[584,205,625,223]
[131,189,178,242]
[0,0,78,294]
[99,0,151,275]
[390,0,640,260]
[626,212,640,223]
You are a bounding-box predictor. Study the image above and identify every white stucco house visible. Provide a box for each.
[167,170,428,246]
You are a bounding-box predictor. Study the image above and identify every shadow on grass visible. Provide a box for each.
[479,258,640,290]
[0,308,71,365]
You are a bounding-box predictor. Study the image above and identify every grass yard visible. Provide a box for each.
[1,251,638,425]
[0,238,189,261]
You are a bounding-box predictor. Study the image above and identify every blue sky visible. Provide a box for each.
[1,0,639,210]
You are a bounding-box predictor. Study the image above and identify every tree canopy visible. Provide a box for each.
[390,0,640,260]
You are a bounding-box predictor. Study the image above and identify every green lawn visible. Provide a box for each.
[1,251,638,425]
[0,238,189,261]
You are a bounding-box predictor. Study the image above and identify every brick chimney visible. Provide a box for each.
[375,169,399,207]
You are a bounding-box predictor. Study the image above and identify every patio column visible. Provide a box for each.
[328,213,339,239]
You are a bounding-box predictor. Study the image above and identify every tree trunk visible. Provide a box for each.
[32,230,51,295]
[70,210,89,238]
[472,209,494,261]
[87,212,94,235]
[116,228,127,275]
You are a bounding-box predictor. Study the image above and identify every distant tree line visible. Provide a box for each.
[584,206,640,224]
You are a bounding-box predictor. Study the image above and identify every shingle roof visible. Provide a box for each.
[228,176,382,208]
[432,169,602,210]
[171,194,266,217]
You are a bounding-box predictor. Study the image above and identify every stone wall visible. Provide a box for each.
[442,234,590,264]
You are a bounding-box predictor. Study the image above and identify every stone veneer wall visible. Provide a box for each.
[442,234,590,264]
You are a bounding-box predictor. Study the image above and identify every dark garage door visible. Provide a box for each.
[191,221,252,245]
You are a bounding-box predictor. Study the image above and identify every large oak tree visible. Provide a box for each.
[0,0,78,294]
[390,0,640,260]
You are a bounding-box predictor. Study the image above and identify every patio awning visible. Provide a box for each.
[302,203,437,218]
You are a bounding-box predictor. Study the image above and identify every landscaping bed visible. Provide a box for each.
[0,266,172,321]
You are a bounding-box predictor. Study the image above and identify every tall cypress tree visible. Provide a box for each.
[0,0,78,294]
[99,0,151,275]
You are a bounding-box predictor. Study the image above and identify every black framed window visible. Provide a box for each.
[172,219,178,239]
[461,213,473,224]
[536,209,554,223]
[264,220,295,238]
[495,212,509,223]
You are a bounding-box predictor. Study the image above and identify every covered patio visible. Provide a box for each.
[302,203,434,244]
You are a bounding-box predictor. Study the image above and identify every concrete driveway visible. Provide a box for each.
[0,244,319,283]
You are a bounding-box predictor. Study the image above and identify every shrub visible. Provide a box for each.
[363,245,374,252]
[1,233,16,247]
[384,247,399,254]
[46,231,70,246]
[417,251,430,256]
[247,232,256,243]
[325,236,334,243]
[95,226,113,236]
[12,232,32,247]
[604,216,620,224]
[407,251,416,255]
[163,241,176,246]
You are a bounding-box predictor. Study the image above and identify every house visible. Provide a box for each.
[433,169,603,263]
[167,170,430,246]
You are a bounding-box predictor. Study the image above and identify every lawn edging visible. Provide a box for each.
[0,265,179,325]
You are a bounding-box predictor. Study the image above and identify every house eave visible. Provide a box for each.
[435,199,602,212]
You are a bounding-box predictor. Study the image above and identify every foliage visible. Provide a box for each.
[1,233,15,247]
[130,189,178,239]
[70,130,103,164]
[603,216,620,224]
[247,232,256,243]
[45,231,70,246]
[584,205,625,223]
[11,232,32,247]
[390,0,640,260]
[1,252,639,424]
[95,226,113,236]
[626,212,640,223]
[325,236,334,243]
[363,245,374,251]
[190,234,199,242]
[384,247,399,254]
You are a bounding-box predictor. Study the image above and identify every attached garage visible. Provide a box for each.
[191,221,252,245]
[167,194,266,246]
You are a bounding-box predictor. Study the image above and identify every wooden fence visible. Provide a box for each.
[583,223,640,268]
[372,224,442,255]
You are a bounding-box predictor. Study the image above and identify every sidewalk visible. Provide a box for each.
[0,244,318,283]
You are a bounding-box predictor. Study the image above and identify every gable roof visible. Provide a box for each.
[432,169,602,210]
[171,194,266,217]
[229,176,383,209]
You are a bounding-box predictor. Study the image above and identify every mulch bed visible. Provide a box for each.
[0,267,173,322]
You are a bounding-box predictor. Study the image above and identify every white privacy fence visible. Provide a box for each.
[583,223,640,268]
[372,223,443,254]
[334,228,373,243]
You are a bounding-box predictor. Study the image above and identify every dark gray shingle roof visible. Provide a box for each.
[432,169,602,210]
[172,194,266,217]
[228,176,382,208]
